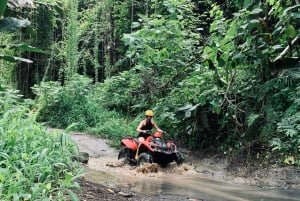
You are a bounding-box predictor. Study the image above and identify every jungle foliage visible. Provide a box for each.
[1,0,300,168]
[0,84,82,200]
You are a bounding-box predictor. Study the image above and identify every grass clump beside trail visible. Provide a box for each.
[0,92,83,200]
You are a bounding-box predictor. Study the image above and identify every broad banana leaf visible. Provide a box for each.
[0,17,30,32]
[0,0,38,64]
[9,44,49,54]
[0,54,33,63]
[0,43,48,63]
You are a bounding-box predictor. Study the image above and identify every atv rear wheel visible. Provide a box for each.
[137,153,153,166]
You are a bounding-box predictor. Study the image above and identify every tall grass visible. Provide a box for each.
[0,85,82,200]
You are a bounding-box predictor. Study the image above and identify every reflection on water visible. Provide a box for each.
[84,166,300,201]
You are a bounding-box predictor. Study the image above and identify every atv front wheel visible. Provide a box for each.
[137,153,153,166]
[175,152,184,166]
[118,147,136,165]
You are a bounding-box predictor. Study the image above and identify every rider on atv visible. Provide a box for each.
[118,109,183,166]
[136,110,163,143]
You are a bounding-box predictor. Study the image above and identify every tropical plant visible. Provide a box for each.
[0,0,48,63]
[33,73,135,145]
[0,84,82,200]
[171,1,300,155]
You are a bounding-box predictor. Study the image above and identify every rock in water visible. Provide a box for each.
[72,152,89,164]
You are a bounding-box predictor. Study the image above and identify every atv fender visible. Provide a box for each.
[121,138,138,151]
[139,140,155,152]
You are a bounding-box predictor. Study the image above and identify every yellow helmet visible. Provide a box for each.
[145,110,154,117]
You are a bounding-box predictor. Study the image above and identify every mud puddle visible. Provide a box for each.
[68,132,300,201]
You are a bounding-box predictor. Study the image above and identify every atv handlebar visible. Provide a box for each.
[143,130,165,134]
[144,130,152,135]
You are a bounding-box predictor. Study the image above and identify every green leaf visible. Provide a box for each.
[271,45,283,50]
[285,129,297,137]
[291,12,300,19]
[67,190,80,201]
[177,15,183,20]
[246,114,260,127]
[9,44,49,54]
[243,0,253,8]
[185,110,191,118]
[177,104,193,111]
[0,0,8,16]
[283,4,300,15]
[285,25,296,38]
[0,17,31,32]
[131,22,140,29]
[65,123,79,133]
[0,54,33,63]
[268,0,275,5]
[0,173,5,182]
[64,173,72,185]
[250,8,263,15]
[45,182,51,190]
[249,19,260,24]
[209,21,218,33]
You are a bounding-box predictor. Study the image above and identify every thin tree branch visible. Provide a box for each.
[263,7,274,21]
[219,70,245,114]
[273,36,299,62]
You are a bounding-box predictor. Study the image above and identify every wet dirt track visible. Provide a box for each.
[69,132,300,201]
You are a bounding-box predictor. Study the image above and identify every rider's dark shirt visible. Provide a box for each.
[138,120,153,139]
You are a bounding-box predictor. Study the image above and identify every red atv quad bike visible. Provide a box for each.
[118,131,184,167]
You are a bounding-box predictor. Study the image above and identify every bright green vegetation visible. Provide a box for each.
[31,75,137,147]
[0,85,82,200]
[0,1,299,193]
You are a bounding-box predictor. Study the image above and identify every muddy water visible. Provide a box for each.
[128,174,300,201]
[69,132,300,201]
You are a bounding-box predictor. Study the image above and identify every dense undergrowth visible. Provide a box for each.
[0,85,82,201]
[32,75,139,147]
[31,72,300,167]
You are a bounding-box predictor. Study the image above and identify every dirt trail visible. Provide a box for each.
[68,131,300,201]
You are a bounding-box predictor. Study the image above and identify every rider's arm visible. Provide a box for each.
[136,120,146,133]
[152,120,163,133]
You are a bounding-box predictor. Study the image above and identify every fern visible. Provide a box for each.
[273,84,300,157]
[246,113,260,127]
